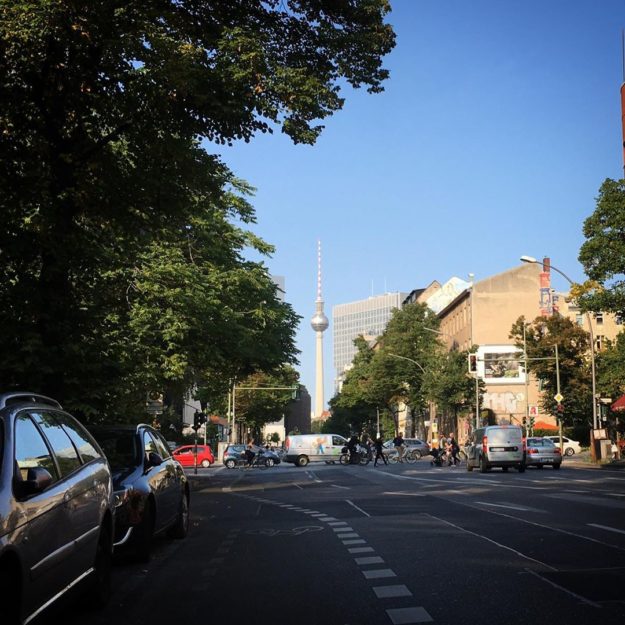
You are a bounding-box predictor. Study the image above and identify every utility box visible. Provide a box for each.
[598,439,612,461]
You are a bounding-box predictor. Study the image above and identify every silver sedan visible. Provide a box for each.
[525,437,562,469]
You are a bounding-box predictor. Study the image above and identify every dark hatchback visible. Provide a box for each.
[0,392,114,625]
[90,423,190,561]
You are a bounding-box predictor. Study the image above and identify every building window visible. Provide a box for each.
[594,313,604,325]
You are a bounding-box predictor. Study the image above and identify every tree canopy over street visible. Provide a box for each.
[0,1,395,419]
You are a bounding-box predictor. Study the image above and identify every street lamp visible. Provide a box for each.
[387,352,425,372]
[520,256,598,430]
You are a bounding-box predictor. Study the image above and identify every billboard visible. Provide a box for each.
[477,345,526,384]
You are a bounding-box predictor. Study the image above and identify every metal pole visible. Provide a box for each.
[475,376,480,431]
[232,384,236,444]
[523,323,530,436]
[556,344,563,453]
[376,407,380,439]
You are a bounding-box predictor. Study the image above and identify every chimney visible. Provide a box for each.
[542,257,550,273]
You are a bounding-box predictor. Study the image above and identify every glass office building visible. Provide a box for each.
[333,292,407,390]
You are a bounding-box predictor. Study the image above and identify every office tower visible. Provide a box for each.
[333,291,407,390]
[310,241,329,418]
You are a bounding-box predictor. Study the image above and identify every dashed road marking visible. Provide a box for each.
[363,568,396,579]
[373,585,412,599]
[386,606,434,623]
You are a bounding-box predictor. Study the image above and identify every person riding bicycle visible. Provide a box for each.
[393,432,405,463]
[347,435,360,464]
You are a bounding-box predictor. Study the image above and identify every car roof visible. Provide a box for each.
[0,392,62,411]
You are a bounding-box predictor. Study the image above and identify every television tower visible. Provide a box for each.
[310,240,329,418]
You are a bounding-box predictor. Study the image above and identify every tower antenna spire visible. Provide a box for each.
[311,240,329,419]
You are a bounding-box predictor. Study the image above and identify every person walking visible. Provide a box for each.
[374,436,388,467]
[447,432,460,466]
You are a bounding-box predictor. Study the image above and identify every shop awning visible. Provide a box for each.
[611,394,625,412]
[533,420,559,431]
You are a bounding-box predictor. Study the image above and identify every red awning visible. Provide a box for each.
[533,420,559,431]
[611,395,625,412]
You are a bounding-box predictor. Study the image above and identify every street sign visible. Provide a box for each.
[554,393,563,403]
[529,405,538,416]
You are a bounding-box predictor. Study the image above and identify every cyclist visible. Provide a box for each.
[393,432,405,463]
[346,434,360,464]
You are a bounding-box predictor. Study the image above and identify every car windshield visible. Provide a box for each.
[92,429,139,469]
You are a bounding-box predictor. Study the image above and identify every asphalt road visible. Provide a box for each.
[60,458,625,625]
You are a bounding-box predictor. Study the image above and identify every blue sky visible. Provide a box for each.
[215,0,625,411]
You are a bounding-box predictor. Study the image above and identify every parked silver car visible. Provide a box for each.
[0,392,114,625]
[525,437,562,469]
[383,437,431,459]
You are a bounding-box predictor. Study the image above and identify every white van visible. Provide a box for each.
[466,425,525,473]
[284,434,348,467]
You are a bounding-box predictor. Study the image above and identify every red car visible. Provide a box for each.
[173,444,215,468]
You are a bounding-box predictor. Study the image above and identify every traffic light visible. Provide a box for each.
[522,416,527,426]
[468,354,478,373]
[529,417,535,429]
[193,411,207,429]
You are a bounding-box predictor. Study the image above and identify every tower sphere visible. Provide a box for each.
[311,311,329,332]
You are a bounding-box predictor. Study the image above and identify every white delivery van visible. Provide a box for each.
[466,425,525,473]
[284,434,348,467]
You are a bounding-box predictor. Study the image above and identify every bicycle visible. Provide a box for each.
[339,444,370,466]
[388,446,417,464]
[241,451,268,470]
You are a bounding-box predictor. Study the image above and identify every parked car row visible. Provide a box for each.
[0,392,190,625]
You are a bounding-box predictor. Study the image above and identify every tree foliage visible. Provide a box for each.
[578,178,625,316]
[0,1,395,419]
[510,315,592,427]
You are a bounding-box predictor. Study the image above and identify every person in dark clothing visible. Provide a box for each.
[374,437,388,466]
[347,435,359,464]
[447,433,460,466]
[392,432,405,462]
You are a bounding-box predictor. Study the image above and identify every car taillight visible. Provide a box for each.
[527,448,538,454]
[554,448,561,455]
[482,435,488,454]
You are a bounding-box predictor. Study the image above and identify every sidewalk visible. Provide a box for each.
[565,450,625,470]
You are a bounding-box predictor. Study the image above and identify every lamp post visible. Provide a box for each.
[520,256,598,431]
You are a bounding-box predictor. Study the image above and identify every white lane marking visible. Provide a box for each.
[386,606,434,624]
[328,521,348,526]
[424,513,557,571]
[524,569,601,608]
[355,556,384,565]
[346,499,371,517]
[363,569,396,579]
[333,527,354,532]
[331,484,350,490]
[373,585,413,599]
[588,523,625,535]
[383,491,426,497]
[337,532,359,539]
[475,501,534,512]
[343,539,366,545]
[349,547,374,554]
[318,516,336,521]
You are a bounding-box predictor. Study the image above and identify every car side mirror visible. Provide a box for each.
[14,466,54,498]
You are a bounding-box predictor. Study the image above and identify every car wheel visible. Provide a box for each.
[565,447,574,456]
[134,500,154,562]
[467,459,473,472]
[225,459,236,469]
[553,463,561,470]
[265,458,274,468]
[296,455,309,467]
[85,524,112,608]
[201,459,210,468]
[168,493,189,539]
[479,455,488,473]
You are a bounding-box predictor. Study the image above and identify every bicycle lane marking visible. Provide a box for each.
[234,492,435,623]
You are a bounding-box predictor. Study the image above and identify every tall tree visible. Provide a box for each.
[0,1,395,416]
[510,315,592,428]
[578,178,625,316]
